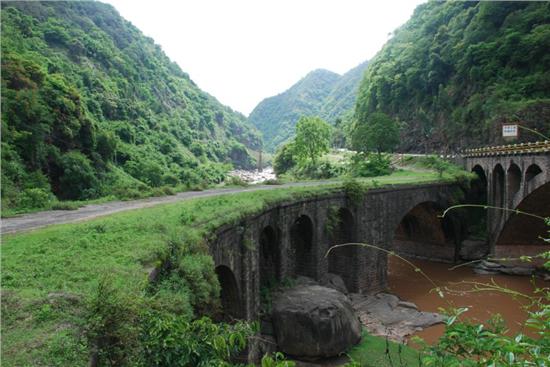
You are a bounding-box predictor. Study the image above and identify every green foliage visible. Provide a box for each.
[352,112,400,154]
[85,276,143,366]
[141,314,251,367]
[421,306,549,366]
[273,142,297,175]
[349,152,392,177]
[355,1,550,151]
[292,159,345,180]
[343,179,368,205]
[226,175,249,187]
[1,2,260,211]
[346,330,421,367]
[260,352,296,367]
[59,151,99,200]
[249,63,369,152]
[325,206,341,236]
[18,187,53,209]
[293,116,332,165]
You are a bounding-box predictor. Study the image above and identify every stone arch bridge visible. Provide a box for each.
[209,183,464,321]
[463,142,550,260]
[210,142,549,322]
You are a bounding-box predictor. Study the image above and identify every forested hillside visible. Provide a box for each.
[355,1,550,152]
[249,61,368,152]
[1,1,261,210]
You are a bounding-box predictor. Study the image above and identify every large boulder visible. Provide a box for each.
[271,285,361,358]
[320,273,348,295]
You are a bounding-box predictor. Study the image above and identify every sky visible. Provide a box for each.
[106,0,425,116]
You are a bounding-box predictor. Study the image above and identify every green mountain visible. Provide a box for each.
[320,60,369,122]
[1,1,261,209]
[249,61,368,152]
[355,1,550,152]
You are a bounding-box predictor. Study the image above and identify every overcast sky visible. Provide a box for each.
[106,0,425,115]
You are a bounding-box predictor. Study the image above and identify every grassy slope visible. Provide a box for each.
[348,330,421,367]
[1,170,463,365]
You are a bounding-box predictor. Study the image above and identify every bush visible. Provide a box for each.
[18,188,52,209]
[177,254,220,313]
[85,276,143,366]
[141,314,251,367]
[293,160,344,179]
[51,201,80,211]
[348,152,392,177]
[273,142,297,175]
[59,151,99,200]
[343,179,368,205]
[226,175,249,186]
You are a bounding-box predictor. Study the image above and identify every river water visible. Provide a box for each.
[387,256,540,344]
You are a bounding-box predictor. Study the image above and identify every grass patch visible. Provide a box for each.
[348,330,422,367]
[1,170,467,365]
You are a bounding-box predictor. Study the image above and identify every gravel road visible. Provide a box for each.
[1,181,337,235]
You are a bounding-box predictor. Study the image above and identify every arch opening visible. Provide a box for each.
[525,164,542,183]
[327,208,356,291]
[466,165,488,238]
[259,225,281,288]
[494,182,550,264]
[507,163,521,204]
[290,215,315,278]
[394,201,457,262]
[215,265,242,320]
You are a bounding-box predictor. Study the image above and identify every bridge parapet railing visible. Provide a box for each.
[462,140,550,157]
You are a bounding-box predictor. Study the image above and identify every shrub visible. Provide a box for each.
[273,142,297,175]
[348,152,392,177]
[18,187,52,209]
[177,254,220,313]
[343,179,367,205]
[59,151,99,200]
[293,160,344,179]
[85,276,143,366]
[141,314,251,367]
[226,175,249,186]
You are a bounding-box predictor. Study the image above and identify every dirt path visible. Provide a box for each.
[1,181,337,235]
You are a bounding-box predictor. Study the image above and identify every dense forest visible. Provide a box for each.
[1,1,261,210]
[355,1,550,152]
[249,61,368,152]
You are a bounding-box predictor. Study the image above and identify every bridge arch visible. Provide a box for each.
[215,265,242,320]
[327,207,357,291]
[393,201,458,262]
[471,164,488,203]
[259,225,281,288]
[290,215,315,278]
[525,164,542,183]
[507,163,522,205]
[494,182,550,262]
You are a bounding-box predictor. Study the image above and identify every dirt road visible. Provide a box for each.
[1,181,336,235]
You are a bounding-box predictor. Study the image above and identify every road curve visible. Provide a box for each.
[1,181,338,235]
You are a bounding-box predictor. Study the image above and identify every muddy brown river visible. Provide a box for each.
[387,256,540,344]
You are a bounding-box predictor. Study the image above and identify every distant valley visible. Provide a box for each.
[248,61,369,152]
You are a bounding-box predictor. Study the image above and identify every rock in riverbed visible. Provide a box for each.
[272,285,361,359]
[350,292,445,343]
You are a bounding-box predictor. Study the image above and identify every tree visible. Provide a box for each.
[273,142,297,175]
[293,116,332,165]
[352,112,400,155]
